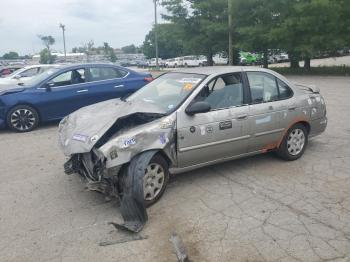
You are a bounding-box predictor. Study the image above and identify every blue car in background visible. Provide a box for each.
[0,63,153,132]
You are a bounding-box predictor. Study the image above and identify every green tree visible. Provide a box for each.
[103,42,111,57]
[39,48,56,64]
[232,0,280,68]
[143,23,184,59]
[2,51,19,59]
[38,35,55,64]
[269,0,348,69]
[162,0,228,65]
[121,44,137,54]
[109,50,117,62]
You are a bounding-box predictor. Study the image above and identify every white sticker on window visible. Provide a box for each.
[177,78,202,84]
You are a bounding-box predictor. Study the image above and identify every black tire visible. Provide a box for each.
[276,123,308,161]
[6,105,39,132]
[143,154,169,207]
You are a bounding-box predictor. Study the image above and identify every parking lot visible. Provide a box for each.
[0,75,350,262]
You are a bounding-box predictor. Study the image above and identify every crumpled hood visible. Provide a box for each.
[59,98,166,156]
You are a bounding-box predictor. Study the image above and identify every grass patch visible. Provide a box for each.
[270,66,350,76]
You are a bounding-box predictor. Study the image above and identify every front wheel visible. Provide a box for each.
[276,124,308,161]
[143,154,169,207]
[7,105,39,132]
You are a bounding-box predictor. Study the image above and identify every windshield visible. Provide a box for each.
[22,68,60,86]
[127,72,206,113]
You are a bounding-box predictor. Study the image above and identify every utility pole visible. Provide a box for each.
[228,0,233,65]
[59,23,67,61]
[154,0,159,69]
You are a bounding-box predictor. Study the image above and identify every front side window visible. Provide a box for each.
[51,69,85,87]
[195,73,244,110]
[247,72,279,103]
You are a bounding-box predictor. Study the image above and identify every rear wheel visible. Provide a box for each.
[143,154,169,207]
[7,105,39,132]
[276,123,308,161]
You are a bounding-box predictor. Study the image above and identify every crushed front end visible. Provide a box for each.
[63,148,121,199]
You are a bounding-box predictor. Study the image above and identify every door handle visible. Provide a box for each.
[288,106,297,111]
[268,105,274,110]
[237,114,248,120]
[114,85,124,88]
[77,89,88,93]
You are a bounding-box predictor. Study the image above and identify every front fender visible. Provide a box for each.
[99,125,177,170]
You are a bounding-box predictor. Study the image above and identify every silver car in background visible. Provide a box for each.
[59,67,327,208]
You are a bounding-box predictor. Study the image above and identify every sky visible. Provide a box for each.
[0,0,165,56]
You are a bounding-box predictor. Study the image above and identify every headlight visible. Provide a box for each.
[159,116,175,129]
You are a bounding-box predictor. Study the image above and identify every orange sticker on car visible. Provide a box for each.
[183,83,193,91]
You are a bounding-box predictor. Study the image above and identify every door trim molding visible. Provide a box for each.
[178,135,251,153]
[254,128,284,137]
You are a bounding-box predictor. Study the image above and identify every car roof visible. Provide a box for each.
[172,66,282,76]
[57,63,125,71]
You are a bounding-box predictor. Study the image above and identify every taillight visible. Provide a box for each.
[144,77,153,82]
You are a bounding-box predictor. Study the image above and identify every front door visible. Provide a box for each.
[177,73,250,168]
[37,68,91,120]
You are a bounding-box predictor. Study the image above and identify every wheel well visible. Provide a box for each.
[298,121,311,134]
[118,150,173,177]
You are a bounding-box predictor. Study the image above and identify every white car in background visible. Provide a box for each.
[213,53,228,65]
[183,55,207,67]
[165,58,177,68]
[0,64,57,85]
[148,58,165,67]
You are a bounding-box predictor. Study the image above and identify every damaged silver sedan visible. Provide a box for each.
[59,67,327,231]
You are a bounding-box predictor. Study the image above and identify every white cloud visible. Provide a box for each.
[0,0,164,55]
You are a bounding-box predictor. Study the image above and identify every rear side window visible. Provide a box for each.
[88,67,128,82]
[277,79,293,99]
[247,72,279,103]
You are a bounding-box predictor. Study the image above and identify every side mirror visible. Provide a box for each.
[185,101,211,115]
[45,81,55,91]
[13,75,21,80]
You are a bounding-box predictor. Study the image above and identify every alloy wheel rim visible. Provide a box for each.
[143,163,165,201]
[287,128,305,156]
[10,109,36,131]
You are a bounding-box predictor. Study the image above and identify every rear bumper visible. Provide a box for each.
[309,116,327,137]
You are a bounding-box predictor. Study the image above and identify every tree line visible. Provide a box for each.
[143,0,349,69]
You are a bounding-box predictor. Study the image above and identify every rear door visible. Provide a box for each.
[177,73,250,168]
[246,71,285,152]
[86,66,143,104]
